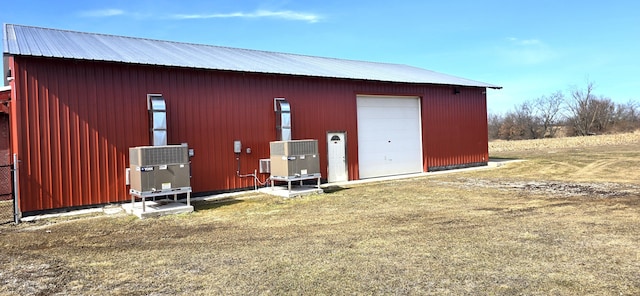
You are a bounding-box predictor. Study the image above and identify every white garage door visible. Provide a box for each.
[357,96,423,179]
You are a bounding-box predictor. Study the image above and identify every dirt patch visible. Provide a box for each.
[440,178,640,198]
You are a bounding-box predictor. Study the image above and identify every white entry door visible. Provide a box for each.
[327,132,348,182]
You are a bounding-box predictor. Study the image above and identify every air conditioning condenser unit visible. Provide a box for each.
[129,144,190,193]
[269,139,320,179]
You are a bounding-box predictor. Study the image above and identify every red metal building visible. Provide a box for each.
[0,86,10,201]
[3,24,500,213]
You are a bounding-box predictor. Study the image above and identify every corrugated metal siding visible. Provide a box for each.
[0,114,9,200]
[0,88,9,102]
[11,57,488,212]
[0,114,9,165]
[422,87,488,170]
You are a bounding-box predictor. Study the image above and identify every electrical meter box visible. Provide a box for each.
[129,144,190,193]
[269,139,320,179]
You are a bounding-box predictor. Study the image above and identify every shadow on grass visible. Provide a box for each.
[322,185,350,194]
[193,199,244,211]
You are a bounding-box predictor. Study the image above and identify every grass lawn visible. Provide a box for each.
[1,139,639,295]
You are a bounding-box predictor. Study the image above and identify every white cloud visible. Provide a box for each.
[501,37,557,65]
[79,9,125,18]
[508,37,542,46]
[172,9,322,23]
[77,8,322,23]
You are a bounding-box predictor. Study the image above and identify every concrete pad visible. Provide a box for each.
[323,160,524,188]
[191,190,256,203]
[103,205,124,215]
[20,208,104,222]
[122,199,193,219]
[488,158,526,168]
[259,185,323,198]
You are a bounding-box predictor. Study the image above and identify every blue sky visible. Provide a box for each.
[2,0,639,114]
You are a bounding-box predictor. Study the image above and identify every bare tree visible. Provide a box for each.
[622,100,640,129]
[621,100,639,122]
[566,81,620,135]
[487,113,503,140]
[566,81,599,135]
[498,101,540,140]
[515,101,541,138]
[497,113,520,140]
[611,100,640,132]
[591,97,616,132]
[533,91,564,137]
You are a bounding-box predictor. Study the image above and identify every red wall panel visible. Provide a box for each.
[0,114,10,200]
[10,57,488,212]
[0,88,10,167]
[422,87,489,170]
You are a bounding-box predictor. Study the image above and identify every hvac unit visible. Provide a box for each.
[269,139,320,179]
[129,144,190,193]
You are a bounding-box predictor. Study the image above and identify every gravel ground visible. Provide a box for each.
[436,178,640,199]
[489,130,640,153]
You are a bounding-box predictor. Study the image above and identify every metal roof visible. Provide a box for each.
[3,24,500,89]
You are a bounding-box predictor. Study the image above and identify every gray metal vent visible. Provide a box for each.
[270,142,285,156]
[130,144,189,166]
[274,98,291,141]
[289,140,318,155]
[259,159,271,173]
[269,140,318,156]
[148,94,167,146]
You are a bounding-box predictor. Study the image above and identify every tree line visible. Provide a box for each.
[488,82,640,140]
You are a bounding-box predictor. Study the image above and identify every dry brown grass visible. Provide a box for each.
[1,135,639,295]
